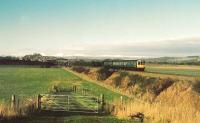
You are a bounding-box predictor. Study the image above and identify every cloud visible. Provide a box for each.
[66,38,200,57]
[1,38,200,57]
[54,53,64,57]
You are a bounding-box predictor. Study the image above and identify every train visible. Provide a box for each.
[103,59,145,71]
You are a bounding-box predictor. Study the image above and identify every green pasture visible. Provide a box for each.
[7,116,135,123]
[146,65,200,76]
[0,65,124,102]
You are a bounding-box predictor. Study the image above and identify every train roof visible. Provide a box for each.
[103,59,144,62]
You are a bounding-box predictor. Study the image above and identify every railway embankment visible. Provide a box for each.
[70,66,200,123]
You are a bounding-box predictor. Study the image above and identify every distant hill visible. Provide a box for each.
[1,53,200,65]
[146,56,200,65]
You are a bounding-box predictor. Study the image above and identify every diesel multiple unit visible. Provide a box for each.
[103,60,145,71]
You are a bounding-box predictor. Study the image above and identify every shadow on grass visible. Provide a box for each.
[1,111,133,123]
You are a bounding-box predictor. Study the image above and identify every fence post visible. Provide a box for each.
[72,86,74,92]
[97,97,99,113]
[11,95,16,110]
[72,85,77,93]
[120,96,123,105]
[37,94,41,111]
[82,89,85,95]
[100,94,105,113]
[17,99,20,111]
[67,95,70,111]
[74,85,76,93]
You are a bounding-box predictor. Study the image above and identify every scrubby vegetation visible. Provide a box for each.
[0,98,37,121]
[193,78,200,93]
[71,66,176,101]
[71,66,200,123]
[106,71,175,101]
[72,66,90,74]
[96,67,114,81]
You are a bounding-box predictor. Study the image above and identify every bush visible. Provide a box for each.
[193,78,200,93]
[72,66,90,73]
[112,71,129,87]
[128,74,148,91]
[113,76,122,87]
[146,77,158,83]
[97,67,114,80]
[152,78,174,95]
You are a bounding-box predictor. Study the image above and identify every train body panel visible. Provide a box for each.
[103,60,145,71]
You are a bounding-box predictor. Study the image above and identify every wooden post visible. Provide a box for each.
[67,95,70,111]
[100,94,105,113]
[17,99,20,111]
[74,85,76,93]
[82,89,85,95]
[37,94,41,111]
[97,97,99,113]
[72,85,77,93]
[11,95,16,110]
[120,96,123,105]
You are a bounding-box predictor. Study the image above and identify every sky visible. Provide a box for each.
[0,0,200,57]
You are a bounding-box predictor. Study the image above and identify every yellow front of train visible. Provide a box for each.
[136,60,145,71]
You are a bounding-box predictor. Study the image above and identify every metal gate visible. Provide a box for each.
[38,94,100,113]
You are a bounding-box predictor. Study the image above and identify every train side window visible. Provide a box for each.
[131,61,134,64]
[141,61,145,65]
[133,61,136,66]
[123,62,125,65]
[129,61,132,65]
[124,61,128,66]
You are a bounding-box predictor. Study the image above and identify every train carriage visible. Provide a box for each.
[103,60,145,71]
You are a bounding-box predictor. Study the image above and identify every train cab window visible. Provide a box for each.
[139,61,144,65]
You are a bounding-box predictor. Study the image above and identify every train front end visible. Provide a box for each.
[136,60,145,71]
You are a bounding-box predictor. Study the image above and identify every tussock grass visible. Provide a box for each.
[0,98,37,120]
[72,66,90,74]
[113,100,200,123]
[71,67,200,123]
[111,80,200,123]
[108,71,175,101]
[96,67,114,81]
[193,78,200,93]
[0,103,18,119]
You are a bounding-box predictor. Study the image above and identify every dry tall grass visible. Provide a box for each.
[0,103,18,119]
[0,98,36,120]
[113,80,200,123]
[113,100,200,123]
[69,67,200,123]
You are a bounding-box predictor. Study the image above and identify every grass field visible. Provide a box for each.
[3,115,134,123]
[146,64,200,76]
[0,65,124,102]
[0,65,134,123]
